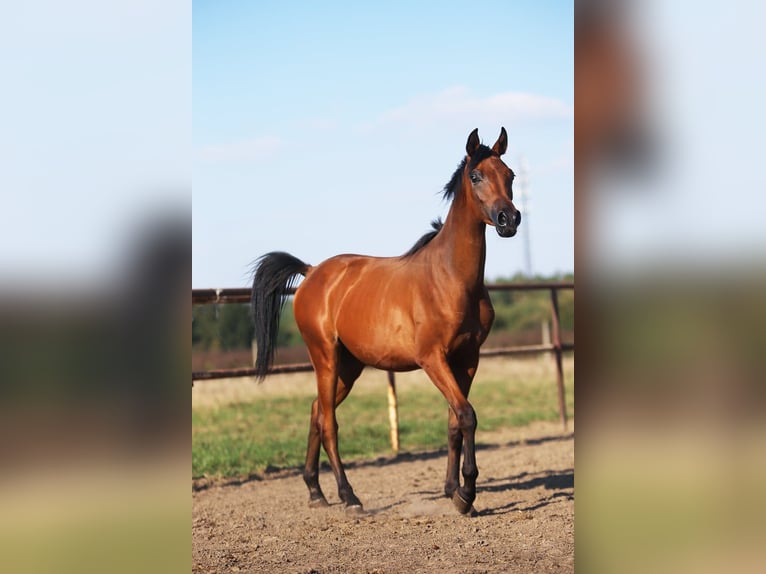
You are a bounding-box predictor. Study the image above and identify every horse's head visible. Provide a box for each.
[464,127,521,238]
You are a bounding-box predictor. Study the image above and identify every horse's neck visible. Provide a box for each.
[435,191,487,288]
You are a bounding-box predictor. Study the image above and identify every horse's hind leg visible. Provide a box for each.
[319,347,365,511]
[304,397,329,507]
[303,343,364,510]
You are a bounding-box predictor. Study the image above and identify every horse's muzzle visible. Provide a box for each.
[493,208,521,238]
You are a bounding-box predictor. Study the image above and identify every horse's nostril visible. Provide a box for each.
[514,210,521,226]
[497,212,508,227]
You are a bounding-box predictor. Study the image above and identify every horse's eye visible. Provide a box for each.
[470,171,482,184]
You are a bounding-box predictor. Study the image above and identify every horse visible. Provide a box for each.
[250,127,520,514]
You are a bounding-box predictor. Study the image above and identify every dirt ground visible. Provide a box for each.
[193,420,574,573]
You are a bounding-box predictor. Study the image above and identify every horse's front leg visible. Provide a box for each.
[444,407,462,498]
[454,402,479,514]
[421,353,479,514]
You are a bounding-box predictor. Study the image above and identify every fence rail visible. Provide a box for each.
[192,282,574,442]
[192,282,575,305]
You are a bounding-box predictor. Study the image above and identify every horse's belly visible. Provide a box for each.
[335,286,422,370]
[339,328,420,371]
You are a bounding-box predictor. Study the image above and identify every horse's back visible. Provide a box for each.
[294,251,493,367]
[292,253,382,333]
[293,253,429,368]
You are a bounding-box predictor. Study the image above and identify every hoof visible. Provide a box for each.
[345,504,365,516]
[308,496,329,508]
[452,490,473,515]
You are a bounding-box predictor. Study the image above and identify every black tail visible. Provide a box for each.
[250,251,310,380]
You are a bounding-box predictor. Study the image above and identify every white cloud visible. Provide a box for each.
[196,136,282,162]
[364,87,572,130]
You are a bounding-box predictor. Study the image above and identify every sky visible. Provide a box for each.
[193,1,574,287]
[2,1,763,290]
[587,0,766,275]
[0,1,190,289]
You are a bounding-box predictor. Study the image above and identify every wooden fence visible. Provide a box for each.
[192,282,574,449]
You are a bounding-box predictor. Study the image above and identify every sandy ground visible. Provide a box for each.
[193,419,574,573]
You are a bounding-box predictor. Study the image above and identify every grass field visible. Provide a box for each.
[192,355,574,478]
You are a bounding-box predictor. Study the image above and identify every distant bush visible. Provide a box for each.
[192,303,254,351]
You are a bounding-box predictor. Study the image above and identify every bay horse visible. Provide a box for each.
[250,127,520,514]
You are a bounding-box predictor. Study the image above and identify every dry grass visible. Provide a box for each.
[192,354,573,409]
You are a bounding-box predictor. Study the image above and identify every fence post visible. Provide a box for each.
[549,288,568,429]
[386,371,400,453]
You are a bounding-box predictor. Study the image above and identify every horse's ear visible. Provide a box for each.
[492,127,508,155]
[466,128,480,156]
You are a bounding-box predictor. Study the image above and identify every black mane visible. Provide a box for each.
[441,144,496,200]
[402,218,443,257]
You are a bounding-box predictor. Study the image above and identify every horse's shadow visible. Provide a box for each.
[412,467,574,516]
[350,432,574,470]
[194,435,574,518]
[474,468,574,516]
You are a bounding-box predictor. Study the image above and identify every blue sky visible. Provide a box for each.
[0,1,190,287]
[193,1,573,287]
